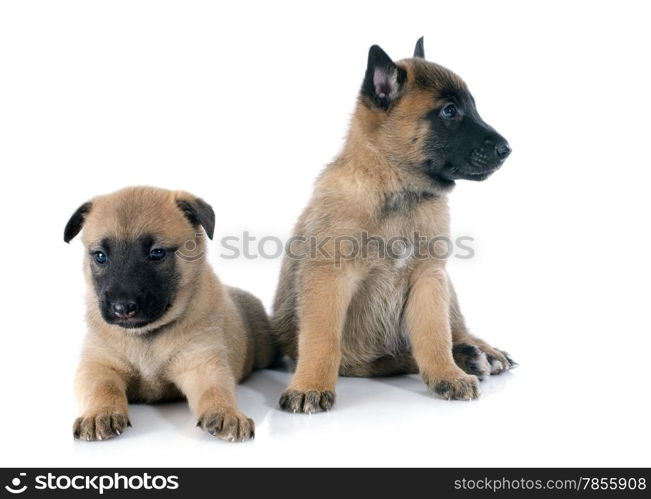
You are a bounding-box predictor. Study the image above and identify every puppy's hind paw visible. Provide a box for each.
[453,343,491,380]
[485,349,517,374]
[455,340,517,376]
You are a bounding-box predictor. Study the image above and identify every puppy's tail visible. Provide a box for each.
[228,286,278,370]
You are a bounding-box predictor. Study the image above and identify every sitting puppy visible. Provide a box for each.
[65,186,274,441]
[273,38,515,413]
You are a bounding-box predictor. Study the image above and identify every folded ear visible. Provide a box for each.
[176,197,215,240]
[64,202,92,243]
[413,36,425,58]
[361,45,407,110]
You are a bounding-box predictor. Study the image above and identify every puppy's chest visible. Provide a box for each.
[370,205,449,272]
[344,200,450,334]
[124,341,181,403]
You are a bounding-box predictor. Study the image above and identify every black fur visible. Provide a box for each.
[176,198,215,240]
[434,380,452,397]
[504,352,518,367]
[453,343,479,357]
[89,235,180,329]
[421,85,510,187]
[382,190,436,217]
[452,343,489,379]
[361,45,407,110]
[413,36,425,58]
[63,202,92,243]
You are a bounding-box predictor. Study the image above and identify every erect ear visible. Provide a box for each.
[64,201,92,243]
[413,36,425,58]
[361,45,407,110]
[176,197,215,240]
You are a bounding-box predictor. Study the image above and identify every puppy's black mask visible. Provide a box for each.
[422,88,511,186]
[89,235,179,329]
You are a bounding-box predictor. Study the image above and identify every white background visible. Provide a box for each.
[1,0,650,468]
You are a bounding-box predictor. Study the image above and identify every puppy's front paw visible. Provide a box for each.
[73,410,130,441]
[197,409,255,442]
[279,389,335,414]
[425,373,480,401]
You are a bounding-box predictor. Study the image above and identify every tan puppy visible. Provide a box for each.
[64,186,274,441]
[273,38,515,413]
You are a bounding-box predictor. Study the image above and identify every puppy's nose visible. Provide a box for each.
[112,300,138,319]
[495,141,512,160]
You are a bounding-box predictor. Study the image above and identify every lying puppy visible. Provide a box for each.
[273,38,515,413]
[65,186,274,441]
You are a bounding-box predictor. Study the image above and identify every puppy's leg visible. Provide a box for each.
[448,276,516,376]
[172,357,254,442]
[73,361,130,441]
[279,264,359,413]
[405,264,480,400]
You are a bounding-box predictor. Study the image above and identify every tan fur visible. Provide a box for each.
[273,58,511,412]
[71,187,274,441]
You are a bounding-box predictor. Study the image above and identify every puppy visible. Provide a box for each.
[273,38,515,413]
[65,186,274,441]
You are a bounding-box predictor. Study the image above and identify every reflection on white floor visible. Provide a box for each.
[9,362,641,468]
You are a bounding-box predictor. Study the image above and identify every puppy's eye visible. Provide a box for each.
[93,251,108,265]
[440,103,458,119]
[149,248,167,261]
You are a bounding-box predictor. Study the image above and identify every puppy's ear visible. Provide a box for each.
[176,197,215,240]
[413,36,425,58]
[361,45,407,110]
[64,202,92,243]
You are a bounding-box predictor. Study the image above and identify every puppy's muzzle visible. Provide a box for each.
[470,138,511,169]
